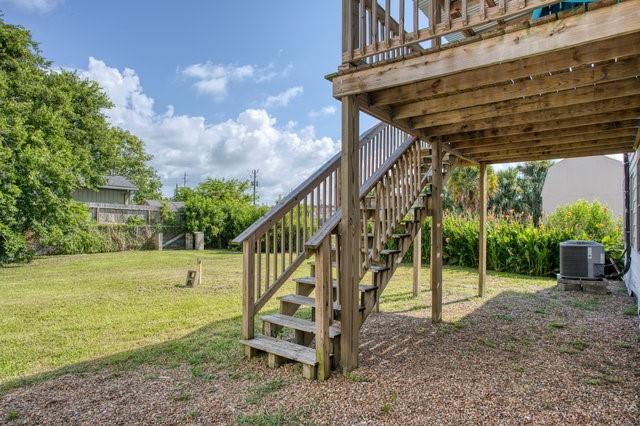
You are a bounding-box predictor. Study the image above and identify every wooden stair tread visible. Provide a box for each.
[369,264,390,273]
[392,233,411,238]
[261,313,341,338]
[240,334,316,365]
[294,276,377,292]
[280,294,365,311]
[307,260,338,268]
[380,249,401,255]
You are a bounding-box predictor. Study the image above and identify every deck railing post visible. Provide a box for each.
[315,237,332,380]
[242,239,256,357]
[339,95,361,372]
[342,0,359,63]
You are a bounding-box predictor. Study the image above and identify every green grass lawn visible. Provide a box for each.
[0,250,554,394]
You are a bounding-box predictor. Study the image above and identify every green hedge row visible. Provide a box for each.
[402,200,623,277]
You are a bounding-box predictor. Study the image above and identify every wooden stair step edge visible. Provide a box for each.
[294,276,377,292]
[307,260,338,268]
[380,249,401,255]
[369,264,390,273]
[240,334,316,365]
[392,233,411,238]
[280,294,365,311]
[261,313,341,338]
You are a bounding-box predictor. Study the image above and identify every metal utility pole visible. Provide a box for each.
[183,172,188,188]
[250,169,259,206]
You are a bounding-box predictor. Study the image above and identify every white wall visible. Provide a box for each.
[624,151,640,314]
[542,156,623,217]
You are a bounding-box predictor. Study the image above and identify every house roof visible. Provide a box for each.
[99,176,138,191]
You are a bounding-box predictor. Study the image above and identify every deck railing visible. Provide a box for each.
[341,0,565,66]
[234,122,411,343]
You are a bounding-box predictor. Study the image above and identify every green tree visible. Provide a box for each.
[446,166,497,212]
[518,161,552,224]
[0,20,160,263]
[491,168,525,215]
[107,129,162,203]
[176,178,268,248]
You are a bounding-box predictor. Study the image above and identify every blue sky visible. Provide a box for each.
[0,0,379,201]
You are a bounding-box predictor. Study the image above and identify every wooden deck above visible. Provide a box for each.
[333,0,640,164]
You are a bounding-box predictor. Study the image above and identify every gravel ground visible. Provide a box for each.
[1,281,638,425]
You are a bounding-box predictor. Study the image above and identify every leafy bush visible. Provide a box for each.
[178,178,269,249]
[544,200,623,262]
[408,200,623,276]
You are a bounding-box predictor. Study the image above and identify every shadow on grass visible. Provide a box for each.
[0,314,249,397]
[0,269,610,402]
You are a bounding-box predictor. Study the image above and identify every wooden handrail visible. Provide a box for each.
[305,209,342,252]
[233,122,390,244]
[305,135,419,252]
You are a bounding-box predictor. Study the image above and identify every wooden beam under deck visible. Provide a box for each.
[446,121,639,146]
[477,139,633,163]
[486,144,633,164]
[391,56,640,118]
[408,77,640,128]
[423,96,640,136]
[456,131,637,155]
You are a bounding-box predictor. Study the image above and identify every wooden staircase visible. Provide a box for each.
[234,122,455,379]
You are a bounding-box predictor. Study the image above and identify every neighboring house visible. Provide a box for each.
[72,175,138,205]
[72,175,186,226]
[542,156,623,218]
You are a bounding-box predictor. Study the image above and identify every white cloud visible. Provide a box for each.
[1,0,61,11]
[309,105,337,118]
[264,86,304,108]
[254,63,293,83]
[181,63,255,99]
[181,61,293,100]
[80,58,337,203]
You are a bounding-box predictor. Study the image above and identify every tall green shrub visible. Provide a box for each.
[408,200,623,276]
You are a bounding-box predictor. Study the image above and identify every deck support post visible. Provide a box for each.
[339,95,361,372]
[315,237,332,380]
[478,162,488,298]
[242,239,256,357]
[430,139,443,323]
[413,227,422,297]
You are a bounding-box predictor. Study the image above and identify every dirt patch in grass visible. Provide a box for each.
[1,264,638,424]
